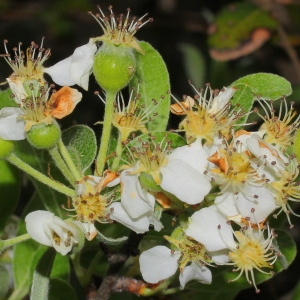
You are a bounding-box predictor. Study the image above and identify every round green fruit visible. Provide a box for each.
[26,122,61,149]
[93,43,136,92]
[0,138,14,159]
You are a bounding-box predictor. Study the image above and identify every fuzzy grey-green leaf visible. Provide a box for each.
[62,125,97,173]
[130,41,170,131]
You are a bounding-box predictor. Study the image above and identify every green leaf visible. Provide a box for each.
[62,125,97,173]
[0,263,10,299]
[178,43,206,87]
[291,280,300,300]
[11,193,44,300]
[130,41,171,131]
[208,2,277,50]
[0,160,20,232]
[51,254,70,281]
[127,131,186,150]
[230,73,292,124]
[30,248,56,300]
[48,278,78,300]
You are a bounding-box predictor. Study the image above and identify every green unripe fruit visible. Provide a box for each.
[26,122,61,149]
[0,138,14,159]
[93,43,136,92]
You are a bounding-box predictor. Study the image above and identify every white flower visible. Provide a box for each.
[139,245,212,289]
[25,210,83,255]
[185,205,278,293]
[116,166,163,233]
[160,140,211,205]
[44,39,97,91]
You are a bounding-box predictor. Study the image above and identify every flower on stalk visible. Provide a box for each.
[25,210,85,255]
[122,135,211,205]
[95,86,158,141]
[171,84,237,145]
[0,80,81,140]
[186,206,278,293]
[45,6,152,91]
[139,227,212,289]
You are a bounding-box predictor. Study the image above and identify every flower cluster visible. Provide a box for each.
[1,5,298,299]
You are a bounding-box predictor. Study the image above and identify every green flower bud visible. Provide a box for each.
[93,43,136,93]
[0,138,14,159]
[26,121,61,149]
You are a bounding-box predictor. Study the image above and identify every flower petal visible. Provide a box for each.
[185,206,235,251]
[0,107,25,140]
[70,40,97,91]
[236,185,276,223]
[120,168,151,219]
[109,202,150,234]
[179,262,212,289]
[139,246,181,283]
[168,141,209,173]
[44,56,77,86]
[25,210,54,246]
[160,159,211,205]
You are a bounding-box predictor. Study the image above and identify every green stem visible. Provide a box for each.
[57,138,82,181]
[0,233,31,254]
[95,91,117,175]
[111,133,123,172]
[7,153,75,198]
[141,278,174,296]
[48,146,76,186]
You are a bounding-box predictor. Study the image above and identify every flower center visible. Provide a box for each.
[171,85,239,144]
[165,229,211,271]
[1,39,50,84]
[74,177,113,224]
[255,98,300,151]
[227,223,277,293]
[88,5,153,53]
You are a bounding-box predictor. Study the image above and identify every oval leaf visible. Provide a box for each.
[62,125,97,173]
[130,41,170,131]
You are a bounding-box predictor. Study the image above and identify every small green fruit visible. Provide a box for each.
[0,138,14,159]
[93,43,136,92]
[26,122,61,149]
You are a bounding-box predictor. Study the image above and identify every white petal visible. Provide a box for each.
[160,159,211,205]
[237,185,276,223]
[6,78,28,104]
[179,262,212,289]
[168,141,209,173]
[109,202,150,234]
[70,41,97,91]
[120,168,151,219]
[139,246,181,283]
[209,87,236,114]
[209,249,230,264]
[185,206,235,251]
[214,192,239,218]
[0,107,25,140]
[44,56,77,86]
[25,210,54,246]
